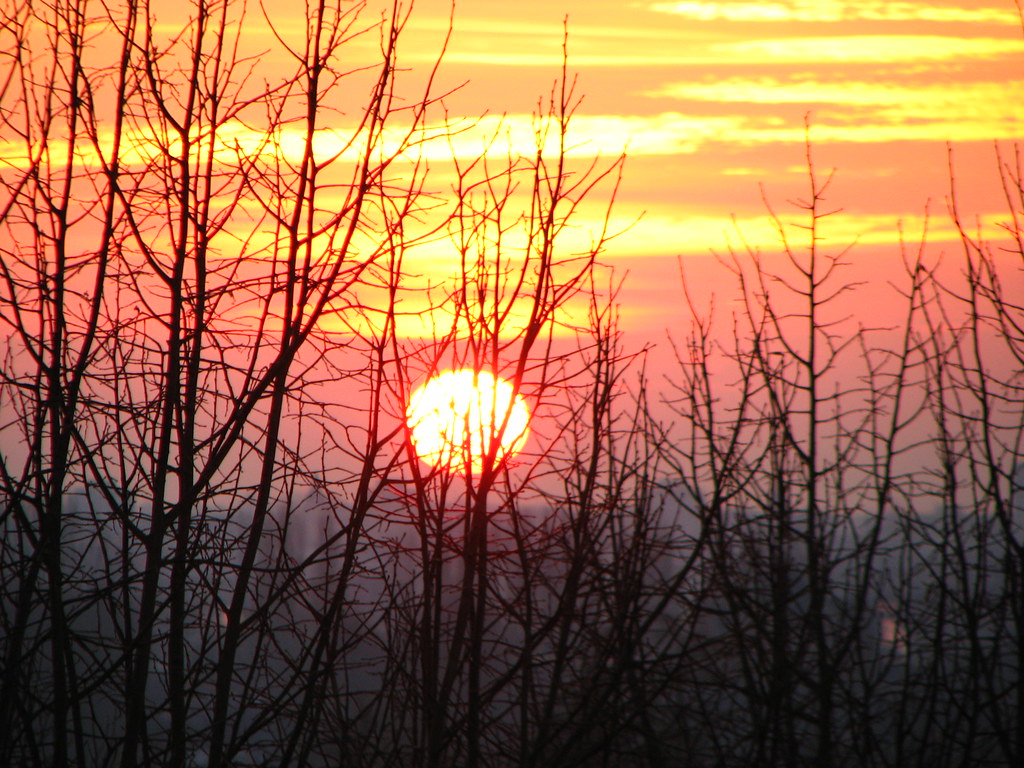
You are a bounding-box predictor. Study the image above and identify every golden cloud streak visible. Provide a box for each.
[645,78,1024,135]
[724,35,1022,62]
[411,34,1021,67]
[649,1,1018,25]
[606,211,1012,258]
[647,79,1023,108]
[4,105,1018,177]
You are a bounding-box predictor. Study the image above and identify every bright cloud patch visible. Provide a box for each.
[4,104,1016,176]
[647,79,1023,108]
[426,51,712,67]
[455,112,1021,157]
[644,78,1024,137]
[606,211,1011,259]
[649,1,1018,24]
[723,35,1022,63]
[430,34,1022,68]
[716,119,1022,146]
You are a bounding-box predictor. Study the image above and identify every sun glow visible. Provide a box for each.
[406,370,530,474]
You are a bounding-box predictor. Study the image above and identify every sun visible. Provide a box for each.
[406,369,530,474]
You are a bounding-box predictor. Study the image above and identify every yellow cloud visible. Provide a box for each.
[607,211,1010,258]
[493,111,1021,156]
[644,78,1024,133]
[424,33,1022,68]
[649,1,1019,25]
[5,104,1016,176]
[430,51,709,67]
[740,120,1022,144]
[649,2,804,22]
[723,35,1022,62]
[417,16,686,41]
[648,78,1020,107]
[201,113,715,161]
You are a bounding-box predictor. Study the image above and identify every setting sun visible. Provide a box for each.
[406,369,530,474]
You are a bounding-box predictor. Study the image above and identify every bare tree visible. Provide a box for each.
[0,2,655,766]
[3,1,1020,767]
[0,0,455,764]
[656,129,1022,767]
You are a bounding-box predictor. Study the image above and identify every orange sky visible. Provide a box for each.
[366,0,1023,335]
[5,0,1021,343]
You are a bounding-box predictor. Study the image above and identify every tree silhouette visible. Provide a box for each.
[653,134,1022,767]
[1,1,1021,767]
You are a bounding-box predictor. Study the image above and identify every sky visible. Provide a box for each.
[2,0,1021,491]
[366,0,1024,338]
[5,0,1021,368]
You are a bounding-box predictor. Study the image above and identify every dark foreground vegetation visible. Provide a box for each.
[1,1,1021,766]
